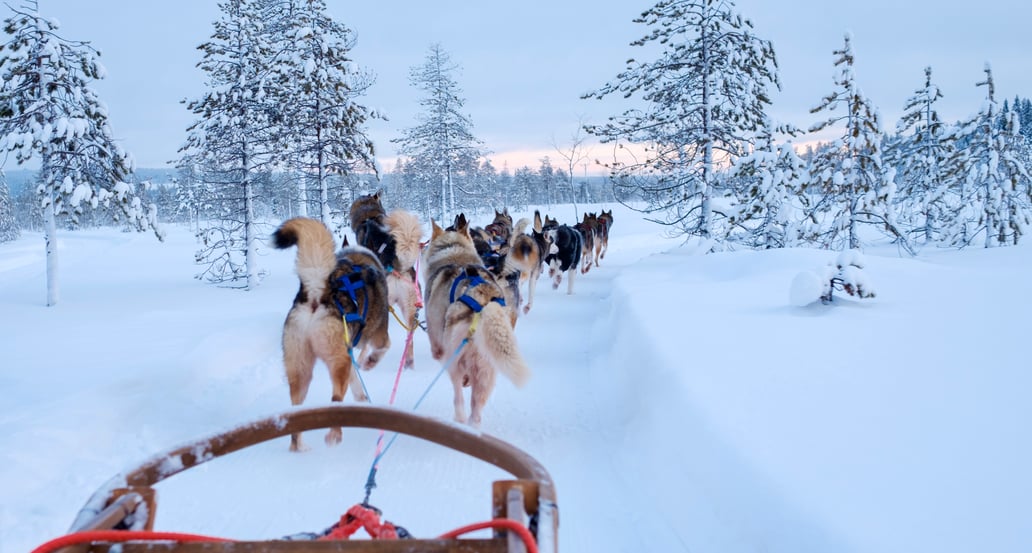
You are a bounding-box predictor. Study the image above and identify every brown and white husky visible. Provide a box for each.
[273,217,391,451]
[422,213,531,427]
[349,190,424,368]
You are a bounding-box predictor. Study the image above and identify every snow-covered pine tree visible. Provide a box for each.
[583,0,780,244]
[392,43,485,223]
[805,33,911,254]
[512,166,535,211]
[181,0,282,289]
[887,67,956,245]
[267,0,381,227]
[729,116,806,248]
[0,3,163,305]
[945,64,1031,247]
[0,170,17,242]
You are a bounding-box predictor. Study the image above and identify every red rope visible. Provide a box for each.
[318,504,401,540]
[438,519,539,553]
[32,518,536,553]
[30,530,230,553]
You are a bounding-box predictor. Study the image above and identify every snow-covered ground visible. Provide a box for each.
[2,203,1029,552]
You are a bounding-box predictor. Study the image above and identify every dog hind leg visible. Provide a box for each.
[283,329,315,452]
[325,348,356,446]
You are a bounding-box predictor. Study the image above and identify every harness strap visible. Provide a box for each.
[333,267,369,348]
[449,272,505,313]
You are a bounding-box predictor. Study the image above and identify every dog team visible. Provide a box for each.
[272,190,613,450]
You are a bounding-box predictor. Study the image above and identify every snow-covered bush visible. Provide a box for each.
[789,249,877,306]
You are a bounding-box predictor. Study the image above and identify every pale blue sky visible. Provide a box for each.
[16,1,1031,173]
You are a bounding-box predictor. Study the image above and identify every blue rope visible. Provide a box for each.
[362,336,469,504]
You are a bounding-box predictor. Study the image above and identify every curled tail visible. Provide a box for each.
[385,209,424,273]
[474,302,531,388]
[272,217,338,297]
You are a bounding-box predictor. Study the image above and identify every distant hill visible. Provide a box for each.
[2,168,177,194]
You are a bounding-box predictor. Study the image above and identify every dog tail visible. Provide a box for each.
[512,217,530,240]
[385,209,424,272]
[475,302,531,388]
[272,217,338,296]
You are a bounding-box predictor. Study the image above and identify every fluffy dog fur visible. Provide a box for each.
[423,213,531,427]
[542,215,583,295]
[448,215,521,327]
[384,208,424,368]
[349,191,424,368]
[273,217,391,451]
[507,212,548,315]
[483,208,514,251]
[598,209,614,260]
[574,213,599,274]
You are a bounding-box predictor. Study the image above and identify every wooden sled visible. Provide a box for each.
[37,405,558,553]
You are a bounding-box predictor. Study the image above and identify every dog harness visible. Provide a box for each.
[448,272,505,313]
[333,265,370,348]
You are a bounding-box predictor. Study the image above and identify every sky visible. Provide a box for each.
[11,1,1031,174]
[3,203,1031,552]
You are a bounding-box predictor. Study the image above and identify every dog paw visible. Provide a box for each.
[325,428,343,447]
[289,438,310,453]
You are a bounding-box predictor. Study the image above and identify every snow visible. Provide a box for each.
[2,203,1031,552]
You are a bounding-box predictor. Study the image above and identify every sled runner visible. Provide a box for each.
[35,405,558,553]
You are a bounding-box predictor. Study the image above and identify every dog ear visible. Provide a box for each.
[342,234,350,247]
[455,213,469,234]
[431,219,444,239]
[534,210,542,233]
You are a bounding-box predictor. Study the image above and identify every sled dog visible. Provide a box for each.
[273,217,391,451]
[349,190,424,367]
[542,215,582,295]
[507,212,548,315]
[423,213,531,427]
[597,209,614,261]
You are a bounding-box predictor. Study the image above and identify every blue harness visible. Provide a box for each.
[449,272,505,313]
[333,265,369,348]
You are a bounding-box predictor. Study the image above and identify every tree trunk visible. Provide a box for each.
[699,23,713,240]
[44,195,58,306]
[243,143,258,290]
[297,166,309,218]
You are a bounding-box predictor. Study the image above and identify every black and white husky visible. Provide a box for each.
[542,215,582,295]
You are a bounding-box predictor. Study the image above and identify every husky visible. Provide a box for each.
[422,213,531,427]
[448,215,521,327]
[483,208,514,253]
[349,190,424,368]
[597,209,614,262]
[542,215,582,295]
[272,217,391,451]
[574,212,599,274]
[507,211,549,315]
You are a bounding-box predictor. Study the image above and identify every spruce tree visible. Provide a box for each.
[805,33,910,253]
[0,170,17,242]
[946,64,1031,247]
[392,44,485,223]
[888,67,955,245]
[0,4,162,305]
[730,116,806,249]
[583,0,780,243]
[181,0,280,289]
[268,0,381,227]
